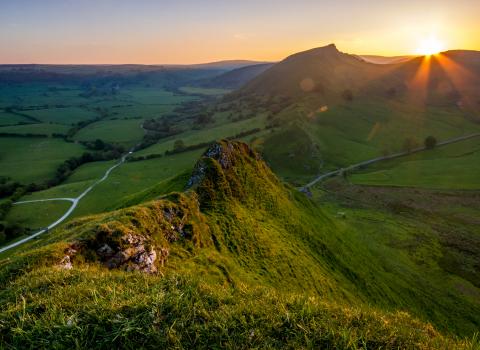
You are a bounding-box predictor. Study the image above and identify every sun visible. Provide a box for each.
[416,37,445,56]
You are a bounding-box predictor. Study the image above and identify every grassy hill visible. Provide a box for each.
[0,141,478,348]
[225,45,480,184]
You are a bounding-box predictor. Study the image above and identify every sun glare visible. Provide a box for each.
[416,37,445,56]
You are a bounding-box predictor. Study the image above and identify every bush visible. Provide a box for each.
[425,136,437,149]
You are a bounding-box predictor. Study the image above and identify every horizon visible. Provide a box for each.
[1,0,479,64]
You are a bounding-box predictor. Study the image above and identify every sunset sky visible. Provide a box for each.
[1,0,479,64]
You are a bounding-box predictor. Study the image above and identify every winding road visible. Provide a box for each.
[0,151,132,254]
[300,133,480,191]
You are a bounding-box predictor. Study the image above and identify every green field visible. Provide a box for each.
[74,119,145,147]
[0,123,70,135]
[0,111,32,126]
[15,151,201,219]
[260,98,480,183]
[0,84,89,108]
[180,86,231,96]
[0,137,85,184]
[5,200,72,230]
[351,136,480,189]
[137,115,266,156]
[24,107,99,124]
[72,150,202,217]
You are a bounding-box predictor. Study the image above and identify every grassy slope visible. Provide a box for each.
[0,141,478,348]
[351,136,480,189]
[260,98,480,184]
[5,200,72,230]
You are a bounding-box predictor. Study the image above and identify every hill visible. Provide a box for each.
[224,44,480,182]
[235,44,480,110]
[0,140,479,348]
[195,63,275,89]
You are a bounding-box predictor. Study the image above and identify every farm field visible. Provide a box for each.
[350,136,480,189]
[74,119,145,147]
[0,137,85,184]
[0,111,32,125]
[23,106,99,124]
[0,123,70,135]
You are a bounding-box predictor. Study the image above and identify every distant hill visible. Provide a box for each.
[195,63,275,89]
[235,44,480,113]
[187,59,271,70]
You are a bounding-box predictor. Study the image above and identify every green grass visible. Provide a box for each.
[0,123,70,135]
[180,86,232,96]
[72,150,203,217]
[0,141,479,348]
[0,111,32,126]
[5,200,72,230]
[262,98,480,183]
[137,116,266,157]
[351,136,480,189]
[74,119,145,147]
[25,107,99,124]
[0,84,89,108]
[0,137,85,184]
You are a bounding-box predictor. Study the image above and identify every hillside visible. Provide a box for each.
[0,140,479,348]
[237,45,480,104]
[196,63,275,89]
[224,44,480,182]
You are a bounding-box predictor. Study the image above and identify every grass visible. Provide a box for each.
[0,123,70,135]
[261,98,480,183]
[179,86,232,96]
[5,200,72,230]
[0,141,479,347]
[72,150,203,217]
[74,119,145,147]
[0,137,85,184]
[0,111,32,126]
[351,136,480,189]
[24,106,99,124]
[137,116,266,157]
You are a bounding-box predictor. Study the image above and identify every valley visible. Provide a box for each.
[1,45,479,348]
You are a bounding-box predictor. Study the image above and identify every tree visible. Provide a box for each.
[403,137,420,153]
[424,136,437,150]
[173,139,185,152]
[94,139,105,150]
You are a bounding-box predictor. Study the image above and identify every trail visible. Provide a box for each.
[301,133,480,191]
[0,151,133,254]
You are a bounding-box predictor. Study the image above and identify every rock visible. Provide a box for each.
[97,243,114,258]
[58,255,73,270]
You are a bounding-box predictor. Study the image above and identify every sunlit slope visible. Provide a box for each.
[230,45,480,182]
[1,141,479,347]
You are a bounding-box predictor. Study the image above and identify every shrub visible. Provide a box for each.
[425,136,438,149]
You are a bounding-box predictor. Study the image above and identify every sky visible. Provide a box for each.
[1,0,479,64]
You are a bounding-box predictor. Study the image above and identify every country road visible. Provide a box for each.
[301,133,480,190]
[0,151,133,254]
